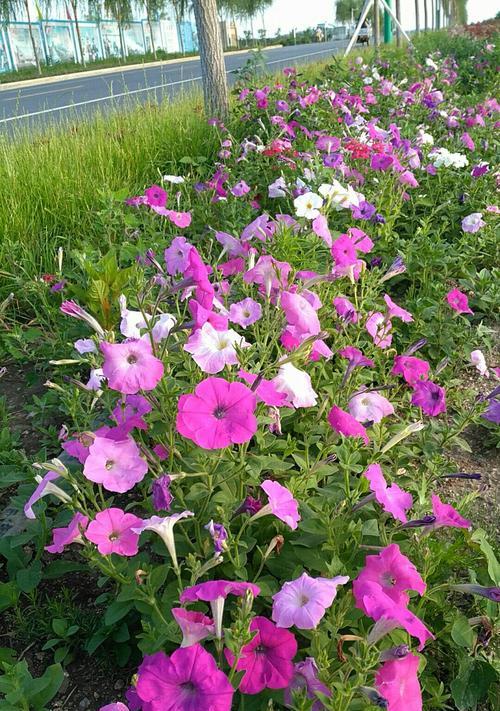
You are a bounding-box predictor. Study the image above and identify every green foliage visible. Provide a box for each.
[0,660,64,711]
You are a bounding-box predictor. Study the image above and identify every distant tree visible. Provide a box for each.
[103,0,133,59]
[0,0,42,73]
[192,0,229,118]
[137,0,165,58]
[335,0,363,25]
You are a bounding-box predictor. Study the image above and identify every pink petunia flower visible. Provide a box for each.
[164,210,192,228]
[284,657,332,711]
[238,370,289,407]
[188,299,228,332]
[353,544,426,610]
[312,214,333,247]
[176,377,257,449]
[60,300,105,337]
[101,339,164,395]
[183,322,249,374]
[428,494,471,530]
[258,479,301,530]
[446,288,473,315]
[86,508,142,556]
[272,572,349,629]
[132,512,194,571]
[184,247,214,309]
[333,296,358,324]
[349,392,395,424]
[164,236,192,276]
[328,405,370,445]
[171,608,215,647]
[391,355,430,386]
[339,346,374,369]
[45,512,89,554]
[181,579,260,639]
[244,255,291,297]
[272,362,318,408]
[375,654,422,711]
[281,291,321,339]
[225,616,297,694]
[144,184,167,208]
[83,436,148,493]
[366,312,393,349]
[331,234,357,268]
[363,464,413,523]
[98,704,129,711]
[411,380,446,416]
[384,294,413,323]
[135,645,233,711]
[112,394,152,432]
[228,298,262,327]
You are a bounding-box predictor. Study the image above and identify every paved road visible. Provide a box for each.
[0,40,347,134]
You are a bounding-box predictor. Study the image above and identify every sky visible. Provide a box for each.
[244,0,500,36]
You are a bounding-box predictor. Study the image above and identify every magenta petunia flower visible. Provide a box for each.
[101,339,164,395]
[446,288,473,315]
[164,236,192,276]
[238,370,289,407]
[284,657,332,711]
[384,294,413,323]
[171,608,215,647]
[339,346,374,369]
[260,479,301,530]
[184,247,214,310]
[45,512,89,554]
[363,464,413,523]
[349,392,395,424]
[136,645,234,711]
[225,616,297,694]
[328,405,370,445]
[144,184,167,208]
[132,512,194,570]
[272,572,349,629]
[176,377,257,449]
[184,322,249,374]
[98,704,129,711]
[411,380,446,416]
[429,494,471,530]
[331,233,357,268]
[333,296,358,324]
[365,312,393,349]
[353,544,426,610]
[24,471,71,520]
[391,355,430,386]
[83,436,148,493]
[228,297,262,328]
[181,579,260,638]
[244,255,291,297]
[86,508,142,556]
[375,653,422,711]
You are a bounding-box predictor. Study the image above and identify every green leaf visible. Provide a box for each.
[471,529,500,584]
[0,648,16,664]
[16,561,42,594]
[0,582,19,612]
[451,658,497,710]
[27,663,64,708]
[43,561,88,579]
[104,600,133,626]
[451,616,474,648]
[52,619,68,637]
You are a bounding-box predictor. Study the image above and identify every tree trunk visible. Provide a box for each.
[24,0,42,75]
[192,0,229,119]
[174,8,185,54]
[414,0,420,34]
[373,0,380,50]
[118,22,126,61]
[431,0,435,29]
[147,11,156,59]
[395,0,401,46]
[423,0,428,29]
[71,0,86,67]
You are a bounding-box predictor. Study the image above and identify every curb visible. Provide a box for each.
[0,45,283,92]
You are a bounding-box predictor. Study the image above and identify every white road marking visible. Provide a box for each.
[1,84,85,101]
[0,45,342,125]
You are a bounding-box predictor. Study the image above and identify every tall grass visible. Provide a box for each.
[0,91,215,300]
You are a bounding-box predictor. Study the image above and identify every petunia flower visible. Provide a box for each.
[461,212,485,233]
[228,297,262,327]
[339,347,374,369]
[333,296,358,324]
[45,512,89,554]
[152,475,173,511]
[446,288,473,315]
[98,703,129,711]
[451,584,500,602]
[411,380,446,416]
[184,247,214,309]
[294,192,324,219]
[244,255,291,297]
[101,339,164,395]
[281,290,321,340]
[86,508,142,557]
[171,608,215,647]
[349,392,395,424]
[366,312,393,349]
[391,355,430,386]
[272,572,349,629]
[24,471,72,520]
[183,322,249,374]
[176,377,257,449]
[328,405,370,445]
[363,464,413,523]
[383,294,413,322]
[144,184,167,208]
[252,479,301,530]
[132,512,194,571]
[238,370,289,407]
[83,436,148,493]
[225,616,297,694]
[375,653,423,711]
[284,657,332,710]
[164,236,192,276]
[272,362,318,408]
[60,300,105,337]
[205,520,228,554]
[180,580,260,639]
[470,349,489,377]
[74,338,97,354]
[312,214,332,247]
[427,494,471,530]
[136,645,233,711]
[188,299,228,332]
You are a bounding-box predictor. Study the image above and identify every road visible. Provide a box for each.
[0,40,348,134]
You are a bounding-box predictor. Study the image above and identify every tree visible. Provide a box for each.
[0,0,43,74]
[335,0,363,25]
[138,0,165,58]
[414,0,420,34]
[170,0,189,54]
[66,0,87,66]
[423,0,428,29]
[192,0,229,118]
[103,0,133,60]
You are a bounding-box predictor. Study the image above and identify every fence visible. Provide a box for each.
[0,18,198,73]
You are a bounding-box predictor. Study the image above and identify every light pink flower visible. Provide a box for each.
[446,288,473,315]
[164,236,191,275]
[176,377,257,449]
[272,573,349,629]
[349,392,395,424]
[470,349,489,377]
[86,508,142,556]
[363,464,413,523]
[461,212,485,233]
[272,362,318,408]
[281,291,321,339]
[45,512,89,554]
[328,405,369,445]
[184,322,249,374]
[366,312,393,348]
[101,339,164,394]
[171,608,215,647]
[228,297,262,327]
[312,214,333,247]
[83,436,148,493]
[258,479,301,530]
[24,472,71,520]
[334,296,358,324]
[375,654,422,711]
[384,294,413,322]
[244,255,291,297]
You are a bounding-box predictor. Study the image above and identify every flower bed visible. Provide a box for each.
[4,36,500,711]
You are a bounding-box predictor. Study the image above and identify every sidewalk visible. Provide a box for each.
[0,45,282,92]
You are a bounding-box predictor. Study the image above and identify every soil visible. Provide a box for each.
[0,361,48,455]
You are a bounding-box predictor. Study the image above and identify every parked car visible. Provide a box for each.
[357,26,371,45]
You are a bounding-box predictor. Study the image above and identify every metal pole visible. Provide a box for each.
[343,0,373,57]
[395,0,401,47]
[373,0,380,50]
[379,0,414,46]
[383,0,392,43]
